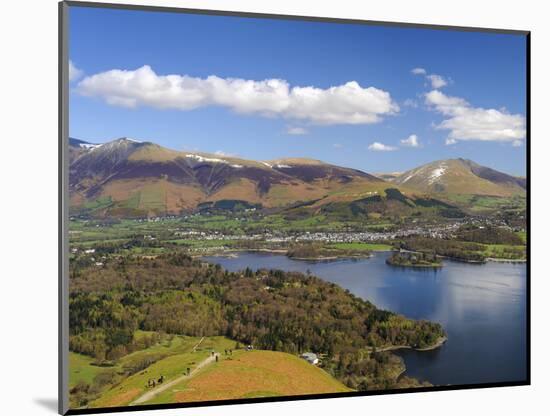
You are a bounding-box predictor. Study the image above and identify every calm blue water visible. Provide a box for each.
[203,251,527,386]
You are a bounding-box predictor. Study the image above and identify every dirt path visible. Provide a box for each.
[130,353,218,405]
[192,336,205,352]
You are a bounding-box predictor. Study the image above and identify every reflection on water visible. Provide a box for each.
[204,252,527,386]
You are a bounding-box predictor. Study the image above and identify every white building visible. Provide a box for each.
[300,352,319,365]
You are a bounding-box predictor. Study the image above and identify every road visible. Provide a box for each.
[130,352,219,405]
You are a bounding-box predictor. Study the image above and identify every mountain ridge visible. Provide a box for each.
[69,137,387,216]
[68,138,525,217]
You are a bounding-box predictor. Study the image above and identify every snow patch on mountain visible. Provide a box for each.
[428,164,447,184]
[401,174,414,183]
[185,154,228,164]
[80,143,102,150]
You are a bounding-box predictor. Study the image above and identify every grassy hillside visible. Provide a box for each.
[288,187,464,222]
[70,334,235,408]
[147,350,351,404]
[69,352,109,389]
[445,194,526,214]
[70,334,348,409]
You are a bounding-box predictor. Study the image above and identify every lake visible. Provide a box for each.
[203,251,527,386]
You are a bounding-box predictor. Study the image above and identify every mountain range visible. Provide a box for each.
[69,137,526,218]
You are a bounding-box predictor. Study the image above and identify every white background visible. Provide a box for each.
[0,0,547,415]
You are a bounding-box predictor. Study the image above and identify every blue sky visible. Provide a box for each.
[68,6,527,176]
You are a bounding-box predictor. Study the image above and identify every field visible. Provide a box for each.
[516,231,527,243]
[328,242,394,252]
[147,350,351,404]
[69,353,109,388]
[445,194,526,214]
[481,244,526,260]
[166,238,238,248]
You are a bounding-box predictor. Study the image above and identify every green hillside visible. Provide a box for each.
[147,350,351,405]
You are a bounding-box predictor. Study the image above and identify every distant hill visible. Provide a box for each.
[69,138,385,217]
[281,186,465,221]
[373,172,402,181]
[69,138,524,218]
[392,159,526,197]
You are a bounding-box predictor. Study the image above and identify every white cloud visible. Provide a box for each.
[77,65,399,125]
[411,67,427,75]
[412,67,448,89]
[333,143,343,148]
[425,90,526,144]
[445,138,457,145]
[286,126,308,135]
[69,60,83,82]
[400,134,420,147]
[368,142,397,152]
[426,74,448,89]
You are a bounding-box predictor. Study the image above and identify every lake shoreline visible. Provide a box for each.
[204,251,526,386]
[486,257,526,263]
[371,337,448,353]
[202,248,377,261]
[201,248,525,264]
[289,254,373,261]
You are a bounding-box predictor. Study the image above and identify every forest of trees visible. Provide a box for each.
[400,237,487,263]
[455,225,524,245]
[399,225,525,263]
[386,252,442,268]
[286,243,339,259]
[69,252,445,391]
